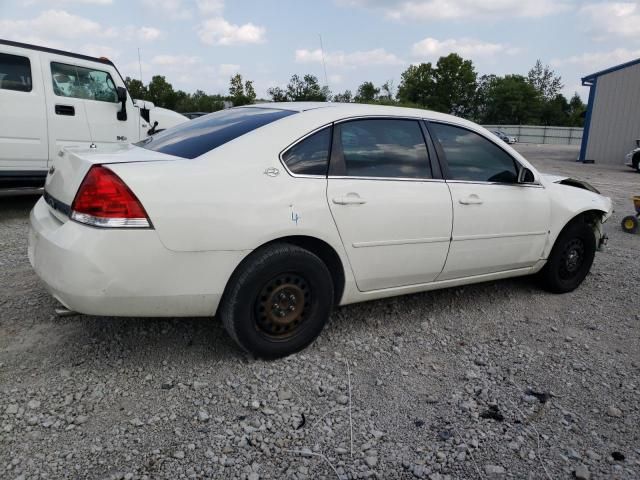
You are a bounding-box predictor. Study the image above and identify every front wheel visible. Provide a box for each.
[538,220,597,293]
[219,243,334,359]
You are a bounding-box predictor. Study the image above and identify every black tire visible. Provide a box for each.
[633,153,640,172]
[538,220,596,293]
[219,243,334,359]
[621,215,639,234]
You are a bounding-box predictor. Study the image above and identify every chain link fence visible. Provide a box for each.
[483,125,583,145]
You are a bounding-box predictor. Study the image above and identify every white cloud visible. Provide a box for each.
[197,17,266,45]
[197,0,225,14]
[78,44,120,59]
[329,74,343,84]
[151,55,201,68]
[219,63,240,75]
[295,48,404,68]
[24,0,112,4]
[411,37,516,59]
[139,26,162,41]
[0,10,117,44]
[551,48,640,71]
[338,0,572,20]
[579,2,640,40]
[142,0,192,19]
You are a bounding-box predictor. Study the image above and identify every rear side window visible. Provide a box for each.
[0,53,32,92]
[338,119,432,179]
[282,127,332,176]
[429,123,518,183]
[51,62,118,102]
[137,107,296,159]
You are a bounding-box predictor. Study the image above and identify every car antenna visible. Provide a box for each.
[319,33,330,99]
[138,47,143,85]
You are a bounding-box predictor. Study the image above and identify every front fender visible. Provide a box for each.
[543,182,613,257]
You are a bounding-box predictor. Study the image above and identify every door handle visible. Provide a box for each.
[332,193,366,205]
[55,104,75,116]
[459,194,483,205]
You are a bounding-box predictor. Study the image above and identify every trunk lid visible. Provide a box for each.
[44,144,179,216]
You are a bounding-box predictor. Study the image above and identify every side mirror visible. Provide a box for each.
[116,86,127,121]
[518,167,535,184]
[636,139,640,148]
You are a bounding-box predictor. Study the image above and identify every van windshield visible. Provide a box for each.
[136,107,296,159]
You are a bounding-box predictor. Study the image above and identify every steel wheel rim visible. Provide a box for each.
[624,218,635,230]
[255,273,311,339]
[559,238,585,279]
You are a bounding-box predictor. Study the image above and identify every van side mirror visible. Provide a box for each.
[518,167,535,184]
[636,139,640,148]
[116,86,127,121]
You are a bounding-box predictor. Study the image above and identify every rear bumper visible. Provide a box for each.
[28,198,247,317]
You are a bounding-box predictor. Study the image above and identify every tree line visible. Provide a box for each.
[126,54,585,127]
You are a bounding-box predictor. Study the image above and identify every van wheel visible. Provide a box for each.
[219,243,334,359]
[538,220,596,293]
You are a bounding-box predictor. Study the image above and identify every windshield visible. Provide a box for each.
[136,107,296,159]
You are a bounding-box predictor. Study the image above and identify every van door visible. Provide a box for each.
[41,56,93,161]
[75,65,140,146]
[0,48,48,181]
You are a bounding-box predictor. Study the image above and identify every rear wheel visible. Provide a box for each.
[622,215,639,234]
[219,243,334,358]
[633,153,640,172]
[538,220,596,293]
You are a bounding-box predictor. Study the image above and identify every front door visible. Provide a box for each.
[427,122,550,280]
[41,56,93,163]
[327,118,453,292]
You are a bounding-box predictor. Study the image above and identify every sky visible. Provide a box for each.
[1,0,638,101]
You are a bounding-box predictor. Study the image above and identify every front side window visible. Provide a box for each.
[51,62,118,102]
[429,123,519,183]
[282,127,332,176]
[338,119,432,179]
[0,53,32,92]
[137,107,296,159]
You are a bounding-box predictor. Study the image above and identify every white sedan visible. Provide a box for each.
[29,103,612,358]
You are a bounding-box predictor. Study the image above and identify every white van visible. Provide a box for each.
[0,39,188,189]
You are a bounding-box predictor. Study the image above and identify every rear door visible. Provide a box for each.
[0,48,48,175]
[41,56,93,162]
[327,118,453,292]
[428,122,550,280]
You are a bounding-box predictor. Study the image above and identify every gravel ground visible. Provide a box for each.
[1,145,639,480]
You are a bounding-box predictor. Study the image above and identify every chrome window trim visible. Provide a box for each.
[446,179,543,188]
[328,175,445,183]
[278,115,437,179]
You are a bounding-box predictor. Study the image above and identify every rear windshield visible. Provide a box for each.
[136,107,296,159]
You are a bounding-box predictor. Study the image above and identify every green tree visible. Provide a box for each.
[354,81,379,103]
[432,53,478,117]
[147,75,176,109]
[229,74,256,106]
[124,77,148,100]
[333,89,353,103]
[527,60,563,100]
[397,62,436,107]
[480,74,542,124]
[267,86,288,102]
[286,74,329,101]
[379,80,395,102]
[568,93,586,127]
[541,94,570,126]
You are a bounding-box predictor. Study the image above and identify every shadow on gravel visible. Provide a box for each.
[30,275,540,368]
[0,194,40,220]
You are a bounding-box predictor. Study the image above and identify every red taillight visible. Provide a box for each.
[70,165,151,228]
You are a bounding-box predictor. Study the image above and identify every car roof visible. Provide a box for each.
[243,101,470,124]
